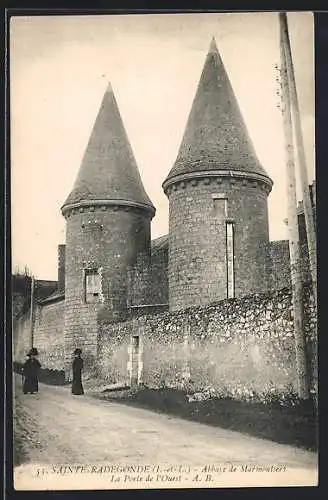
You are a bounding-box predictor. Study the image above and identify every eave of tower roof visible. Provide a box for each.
[62,83,155,216]
[163,37,272,189]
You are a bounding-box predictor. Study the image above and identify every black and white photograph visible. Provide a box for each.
[10,11,318,490]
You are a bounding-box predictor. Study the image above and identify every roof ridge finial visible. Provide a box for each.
[209,36,218,53]
[106,81,113,93]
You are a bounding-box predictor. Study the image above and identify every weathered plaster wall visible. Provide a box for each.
[13,300,65,371]
[33,300,65,370]
[13,310,32,364]
[98,285,317,396]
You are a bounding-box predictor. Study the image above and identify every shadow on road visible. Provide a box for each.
[94,386,318,452]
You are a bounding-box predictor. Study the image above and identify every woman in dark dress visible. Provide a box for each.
[22,347,41,394]
[72,348,84,395]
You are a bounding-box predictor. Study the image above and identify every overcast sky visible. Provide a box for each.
[10,12,314,280]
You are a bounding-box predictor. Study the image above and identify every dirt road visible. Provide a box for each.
[13,376,318,489]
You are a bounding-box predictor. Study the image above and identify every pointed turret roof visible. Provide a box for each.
[62,83,155,216]
[163,37,272,190]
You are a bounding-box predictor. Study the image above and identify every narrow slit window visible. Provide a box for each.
[84,269,101,303]
[226,221,235,298]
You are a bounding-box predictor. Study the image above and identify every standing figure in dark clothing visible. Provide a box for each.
[22,347,41,394]
[72,348,84,395]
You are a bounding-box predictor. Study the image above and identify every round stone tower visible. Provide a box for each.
[162,38,273,311]
[61,83,155,372]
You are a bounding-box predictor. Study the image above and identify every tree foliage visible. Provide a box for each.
[12,267,32,320]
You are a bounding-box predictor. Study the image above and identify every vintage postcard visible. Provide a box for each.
[10,11,318,491]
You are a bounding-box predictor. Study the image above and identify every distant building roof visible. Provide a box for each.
[39,291,65,305]
[151,234,169,252]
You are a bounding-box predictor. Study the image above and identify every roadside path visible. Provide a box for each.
[13,376,318,489]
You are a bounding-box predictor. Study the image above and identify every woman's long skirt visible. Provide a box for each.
[23,375,39,394]
[72,373,84,395]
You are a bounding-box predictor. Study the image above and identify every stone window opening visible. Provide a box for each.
[128,335,143,387]
[83,268,101,303]
[212,193,227,219]
[132,335,140,349]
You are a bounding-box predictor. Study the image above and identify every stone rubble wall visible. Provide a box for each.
[13,284,317,398]
[98,285,317,396]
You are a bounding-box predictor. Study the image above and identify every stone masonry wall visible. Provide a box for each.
[167,177,270,311]
[13,299,65,370]
[127,248,168,306]
[98,285,317,396]
[267,240,291,290]
[57,244,66,293]
[151,249,169,304]
[267,239,312,291]
[127,253,152,306]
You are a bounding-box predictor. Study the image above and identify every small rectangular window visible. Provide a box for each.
[213,197,227,218]
[84,269,101,303]
[226,221,235,298]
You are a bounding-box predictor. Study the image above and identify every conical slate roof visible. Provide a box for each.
[62,83,155,215]
[163,37,272,187]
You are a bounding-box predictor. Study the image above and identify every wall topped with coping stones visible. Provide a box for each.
[98,284,317,397]
[128,304,169,319]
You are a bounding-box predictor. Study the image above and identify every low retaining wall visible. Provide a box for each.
[13,362,66,386]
